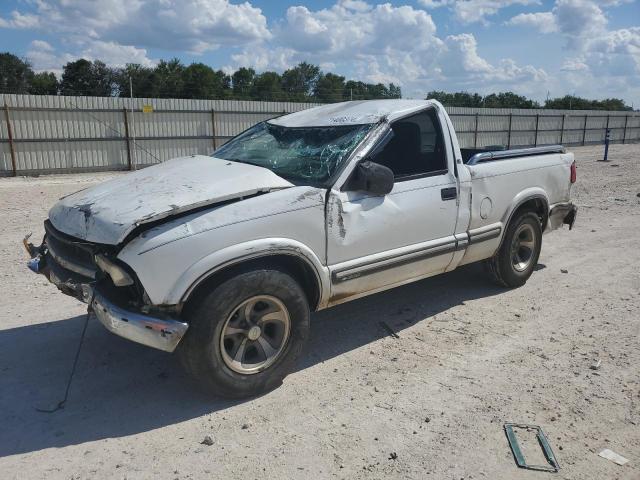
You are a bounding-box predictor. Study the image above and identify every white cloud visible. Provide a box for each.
[440,33,548,83]
[457,0,542,24]
[231,47,296,72]
[586,27,640,76]
[561,58,588,71]
[503,0,638,103]
[26,39,156,75]
[0,10,40,28]
[418,0,542,24]
[505,12,558,33]
[229,3,546,99]
[1,0,271,53]
[418,0,454,8]
[277,2,441,58]
[26,40,75,76]
[30,40,54,52]
[79,41,156,68]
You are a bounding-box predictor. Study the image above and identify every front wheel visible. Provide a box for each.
[485,211,542,288]
[178,268,310,398]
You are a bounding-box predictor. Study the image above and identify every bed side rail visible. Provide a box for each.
[467,145,566,166]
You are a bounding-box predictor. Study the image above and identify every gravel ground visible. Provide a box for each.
[0,144,638,480]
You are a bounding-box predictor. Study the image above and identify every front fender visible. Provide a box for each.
[166,238,330,308]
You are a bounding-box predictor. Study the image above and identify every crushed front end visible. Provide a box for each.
[24,221,188,353]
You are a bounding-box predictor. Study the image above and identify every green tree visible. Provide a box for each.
[388,83,402,99]
[426,91,484,107]
[150,58,185,98]
[114,64,154,98]
[344,80,369,100]
[281,62,320,101]
[60,59,114,96]
[232,67,255,99]
[483,92,539,108]
[28,72,58,95]
[181,63,230,99]
[0,52,34,94]
[545,95,631,111]
[251,71,284,101]
[314,73,345,103]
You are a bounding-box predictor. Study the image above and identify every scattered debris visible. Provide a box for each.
[380,321,400,339]
[504,423,560,472]
[241,424,249,430]
[389,452,398,460]
[561,269,568,273]
[201,435,214,446]
[590,359,602,370]
[425,417,431,423]
[598,449,629,466]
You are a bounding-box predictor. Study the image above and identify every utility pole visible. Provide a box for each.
[129,76,138,170]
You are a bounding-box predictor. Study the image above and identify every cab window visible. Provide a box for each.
[372,108,448,180]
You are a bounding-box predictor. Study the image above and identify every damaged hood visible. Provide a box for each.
[48,155,293,245]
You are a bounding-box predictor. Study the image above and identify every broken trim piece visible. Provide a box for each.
[504,423,560,473]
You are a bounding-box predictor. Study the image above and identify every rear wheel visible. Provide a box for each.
[178,268,310,398]
[486,211,542,288]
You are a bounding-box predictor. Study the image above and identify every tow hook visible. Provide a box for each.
[23,233,37,257]
[23,233,44,273]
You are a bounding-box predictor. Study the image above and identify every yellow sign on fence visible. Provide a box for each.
[142,104,154,113]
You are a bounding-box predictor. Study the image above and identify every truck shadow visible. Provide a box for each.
[0,263,505,457]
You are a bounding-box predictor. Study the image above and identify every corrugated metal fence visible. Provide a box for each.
[1,94,638,176]
[446,106,639,150]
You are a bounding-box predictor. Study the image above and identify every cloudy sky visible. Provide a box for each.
[1,0,639,105]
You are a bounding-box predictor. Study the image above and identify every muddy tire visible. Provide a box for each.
[178,268,310,398]
[485,211,542,288]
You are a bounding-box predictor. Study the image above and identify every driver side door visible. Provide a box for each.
[326,108,459,304]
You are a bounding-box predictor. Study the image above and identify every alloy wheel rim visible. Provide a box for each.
[220,295,291,375]
[511,223,536,272]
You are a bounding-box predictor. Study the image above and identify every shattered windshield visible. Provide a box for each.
[213,121,372,185]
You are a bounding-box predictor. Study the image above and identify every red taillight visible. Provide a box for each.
[570,161,577,183]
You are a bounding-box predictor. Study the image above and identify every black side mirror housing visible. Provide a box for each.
[346,160,394,196]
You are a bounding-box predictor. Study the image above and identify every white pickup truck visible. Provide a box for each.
[25,99,577,398]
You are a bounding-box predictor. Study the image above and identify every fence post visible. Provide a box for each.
[507,113,512,149]
[622,115,628,144]
[534,114,539,146]
[582,115,588,145]
[560,115,565,145]
[3,102,17,177]
[123,108,133,171]
[211,109,217,150]
[473,112,479,148]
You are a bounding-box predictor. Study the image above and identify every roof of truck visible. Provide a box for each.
[268,99,438,128]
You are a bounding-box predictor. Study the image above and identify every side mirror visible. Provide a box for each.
[346,160,394,196]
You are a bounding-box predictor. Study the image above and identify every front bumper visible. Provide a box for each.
[90,288,188,353]
[24,238,188,353]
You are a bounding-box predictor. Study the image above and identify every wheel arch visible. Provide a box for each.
[173,240,329,313]
[185,254,323,313]
[498,191,549,250]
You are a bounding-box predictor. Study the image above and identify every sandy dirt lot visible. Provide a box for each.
[0,144,638,480]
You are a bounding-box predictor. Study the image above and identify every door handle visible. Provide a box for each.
[441,187,457,201]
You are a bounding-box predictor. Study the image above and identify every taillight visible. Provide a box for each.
[570,161,577,183]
